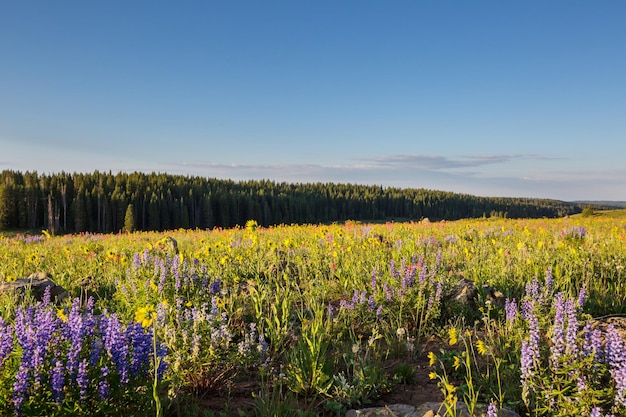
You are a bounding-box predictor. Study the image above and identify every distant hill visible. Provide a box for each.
[573,201,626,209]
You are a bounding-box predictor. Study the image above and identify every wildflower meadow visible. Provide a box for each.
[0,212,625,416]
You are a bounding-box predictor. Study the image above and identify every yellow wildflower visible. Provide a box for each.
[134,305,157,328]
[453,356,462,371]
[444,382,457,394]
[448,328,458,346]
[245,219,258,231]
[428,351,437,367]
[57,309,68,323]
[429,371,437,380]
[476,340,487,355]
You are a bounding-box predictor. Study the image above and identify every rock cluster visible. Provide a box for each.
[346,401,520,417]
[0,271,68,302]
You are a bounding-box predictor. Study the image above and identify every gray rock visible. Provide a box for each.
[348,402,520,417]
[0,272,68,302]
[346,404,417,417]
[587,316,626,343]
[447,278,506,309]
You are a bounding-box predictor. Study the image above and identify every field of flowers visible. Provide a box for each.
[0,212,625,416]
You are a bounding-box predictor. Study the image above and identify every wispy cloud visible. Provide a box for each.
[357,153,549,170]
[173,154,625,201]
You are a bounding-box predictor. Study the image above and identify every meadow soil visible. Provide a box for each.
[198,341,444,416]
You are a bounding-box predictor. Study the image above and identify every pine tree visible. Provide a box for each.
[123,203,135,233]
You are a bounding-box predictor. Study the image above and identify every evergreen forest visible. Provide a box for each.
[0,170,584,233]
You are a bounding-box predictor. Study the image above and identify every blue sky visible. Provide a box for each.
[1,1,625,201]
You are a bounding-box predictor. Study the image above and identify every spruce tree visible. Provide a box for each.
[123,204,135,233]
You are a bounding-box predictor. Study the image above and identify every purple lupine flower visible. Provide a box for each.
[191,306,202,324]
[132,252,142,269]
[351,290,360,306]
[191,333,201,359]
[77,358,89,401]
[371,268,377,292]
[327,303,335,318]
[613,363,626,408]
[525,278,540,301]
[564,225,587,239]
[209,278,221,295]
[383,282,393,301]
[13,365,30,415]
[427,294,434,312]
[13,306,43,414]
[564,298,578,356]
[156,343,168,380]
[156,302,168,326]
[486,401,498,417]
[126,323,152,378]
[103,315,130,384]
[211,323,233,346]
[402,264,416,289]
[367,295,376,311]
[398,258,407,282]
[29,304,57,389]
[505,298,518,323]
[418,264,428,287]
[591,407,602,417]
[98,366,110,400]
[521,299,534,321]
[605,324,626,370]
[210,296,219,317]
[376,305,384,317]
[577,285,587,309]
[590,408,616,417]
[435,249,442,269]
[444,235,458,244]
[66,298,85,377]
[172,255,182,292]
[158,262,167,294]
[544,267,553,296]
[576,376,587,394]
[521,308,540,400]
[434,279,443,302]
[582,322,603,361]
[42,285,51,307]
[0,317,13,367]
[90,336,103,367]
[389,259,397,279]
[257,333,269,355]
[50,360,65,403]
[360,290,367,304]
[550,293,566,369]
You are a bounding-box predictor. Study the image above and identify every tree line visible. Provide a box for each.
[0,170,582,234]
